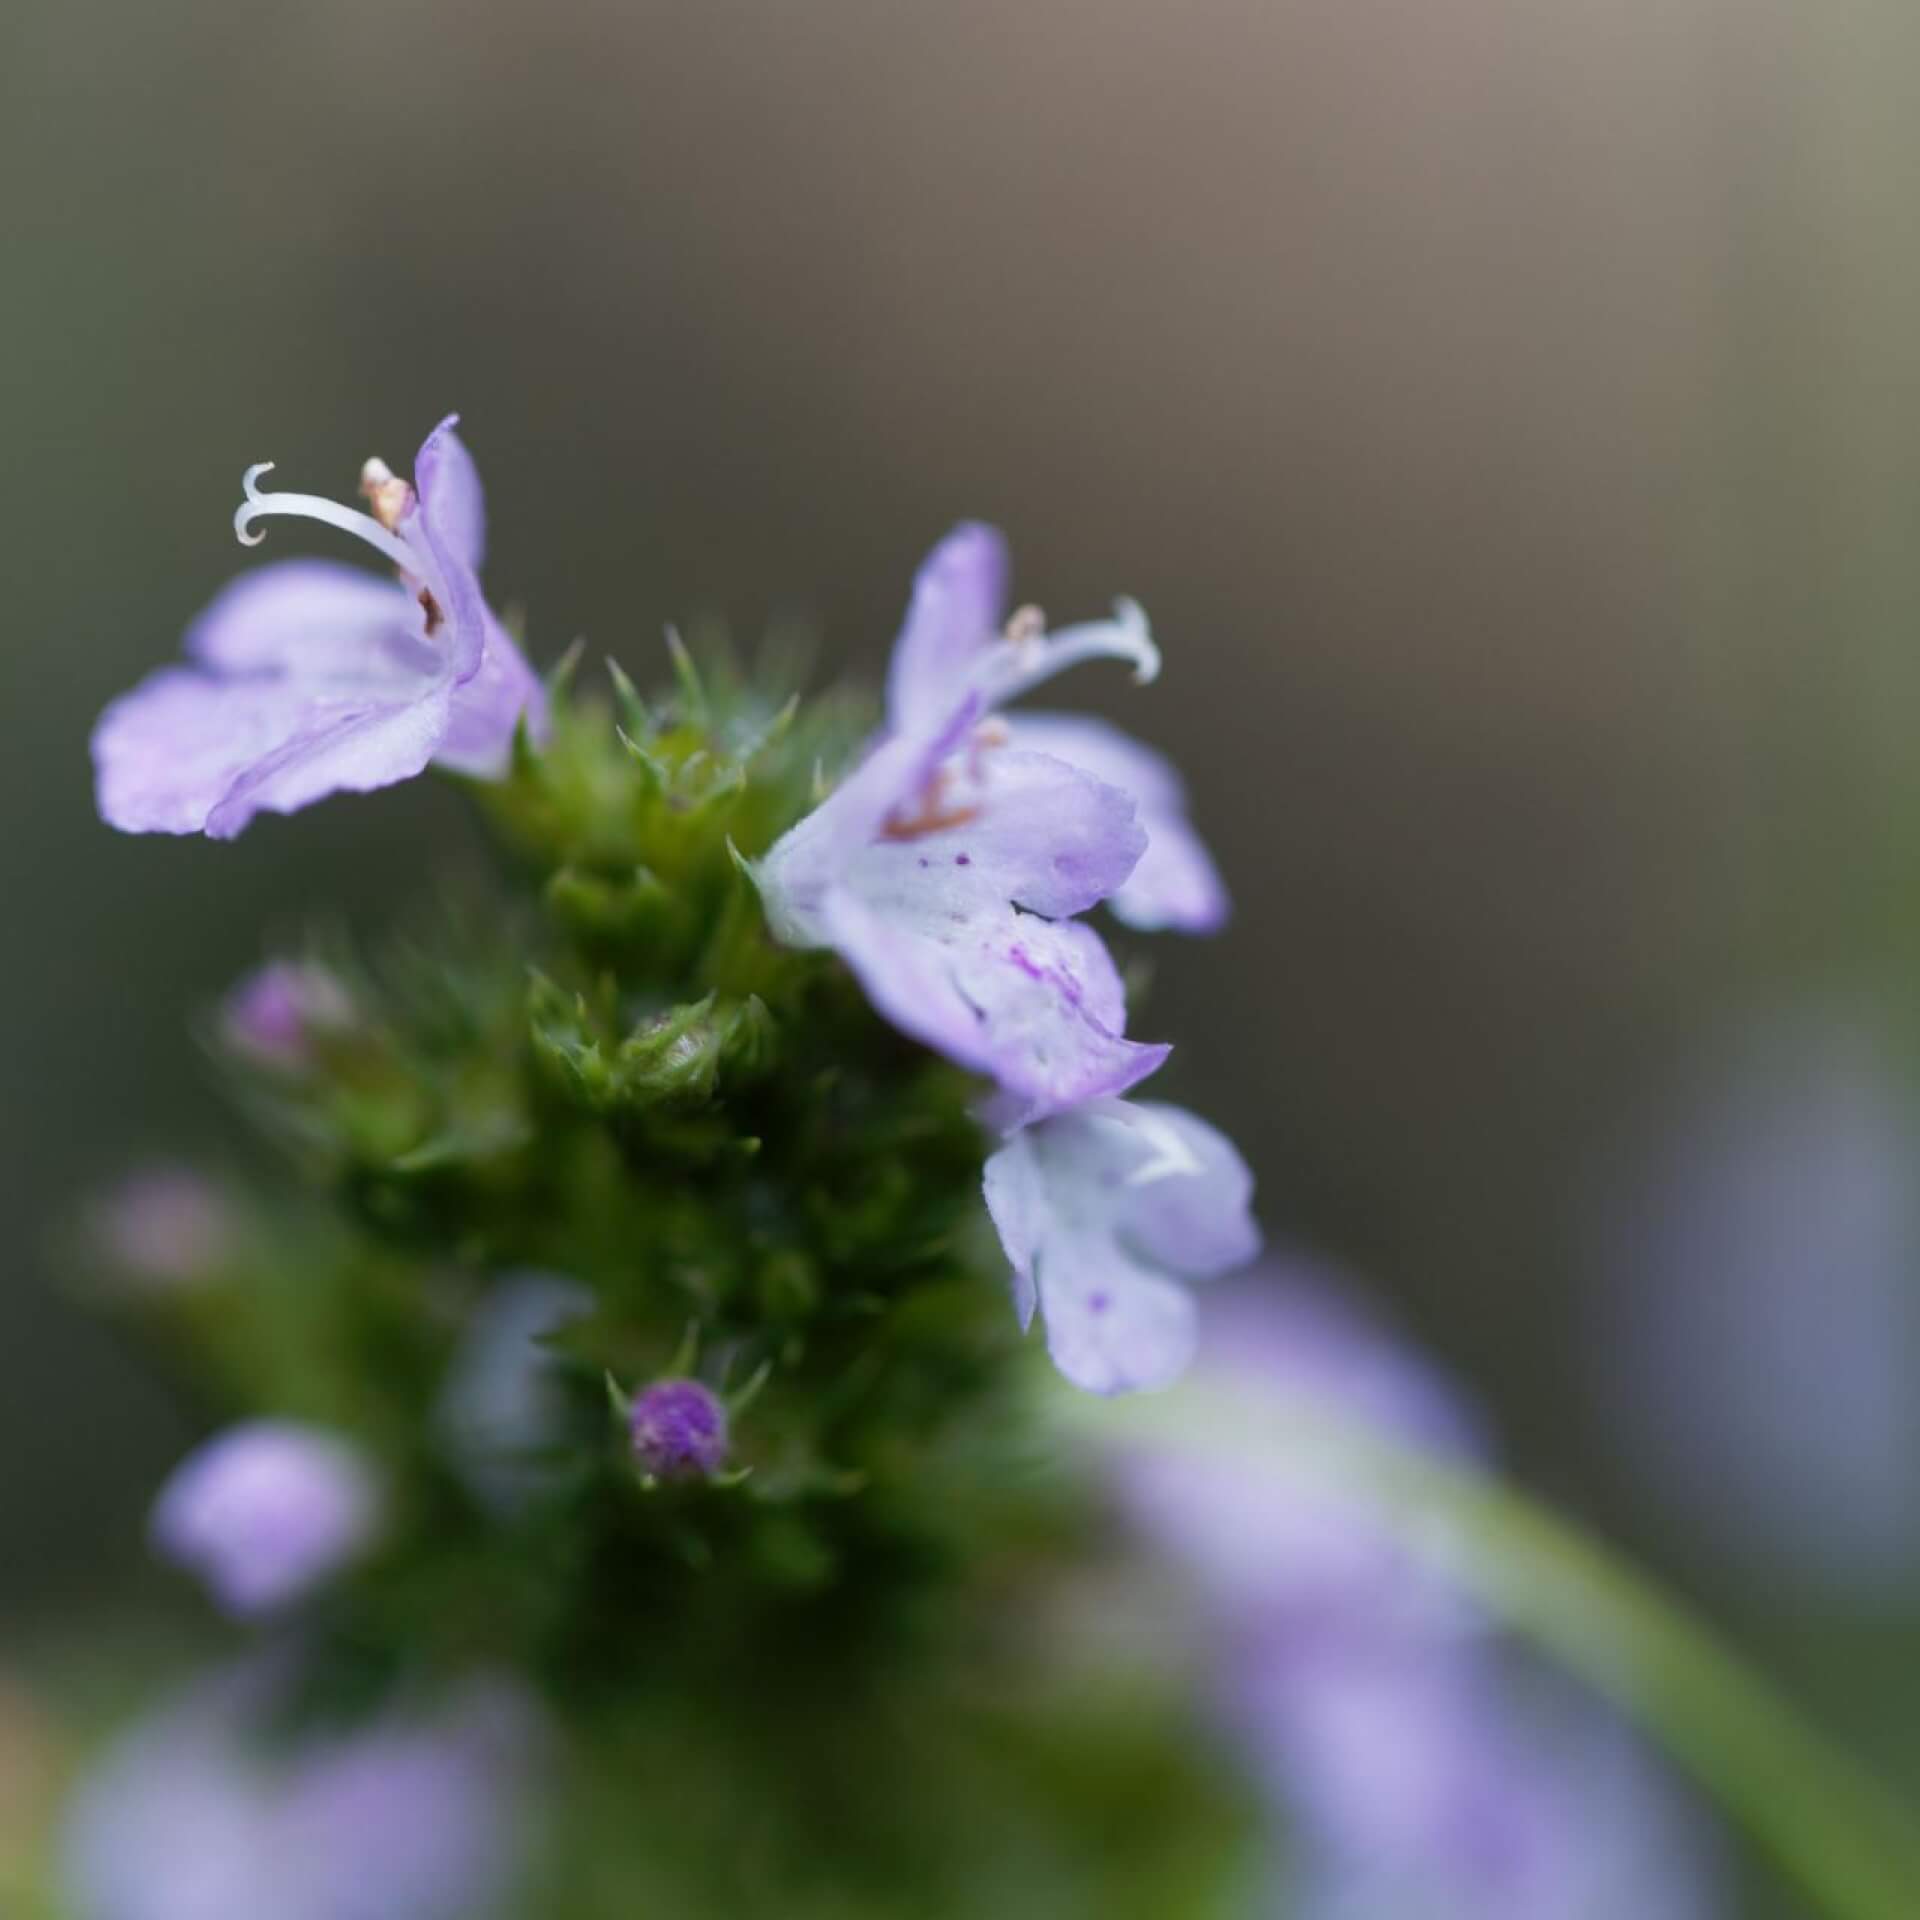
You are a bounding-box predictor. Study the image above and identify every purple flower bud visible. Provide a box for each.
[220,960,354,1068]
[95,1167,236,1288]
[150,1421,382,1617]
[628,1379,729,1480]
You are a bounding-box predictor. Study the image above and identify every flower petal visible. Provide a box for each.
[92,665,452,838]
[983,1099,1259,1392]
[757,705,981,946]
[185,560,432,682]
[842,747,1145,924]
[434,616,548,778]
[1039,1240,1199,1395]
[824,890,1167,1123]
[401,419,490,683]
[1115,1101,1262,1278]
[885,523,1009,736]
[413,413,487,572]
[984,1126,1196,1393]
[1008,713,1229,933]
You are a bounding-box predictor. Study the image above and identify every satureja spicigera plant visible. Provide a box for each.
[62,416,1920,1920]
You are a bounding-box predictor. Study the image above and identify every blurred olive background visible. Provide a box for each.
[7,0,1920,1836]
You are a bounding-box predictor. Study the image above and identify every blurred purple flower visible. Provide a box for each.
[95,1168,237,1289]
[629,1378,730,1479]
[1109,1269,1721,1918]
[760,679,1167,1129]
[884,524,1227,933]
[92,416,544,839]
[984,1099,1259,1393]
[62,1662,542,1920]
[435,1273,593,1515]
[1584,1010,1920,1597]
[150,1421,382,1617]
[1111,1274,1482,1606]
[219,960,354,1069]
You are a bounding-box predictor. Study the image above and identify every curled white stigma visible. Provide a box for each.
[233,461,421,578]
[974,597,1161,713]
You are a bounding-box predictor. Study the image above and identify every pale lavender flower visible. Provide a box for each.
[219,960,354,1069]
[1585,1010,1920,1597]
[629,1378,730,1479]
[95,1168,237,1289]
[62,1662,542,1920]
[885,523,1227,932]
[149,1421,382,1617]
[983,1099,1259,1392]
[1110,1272,1482,1606]
[92,416,543,839]
[435,1273,593,1515]
[1108,1271,1721,1920]
[760,694,1169,1126]
[1262,1650,1720,1920]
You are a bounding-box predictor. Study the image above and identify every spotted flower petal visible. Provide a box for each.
[983,1098,1260,1393]
[762,723,1166,1122]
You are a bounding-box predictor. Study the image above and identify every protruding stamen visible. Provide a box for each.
[1004,604,1047,647]
[233,462,421,578]
[358,456,414,533]
[971,598,1161,713]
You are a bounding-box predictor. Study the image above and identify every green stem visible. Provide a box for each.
[1060,1383,1920,1920]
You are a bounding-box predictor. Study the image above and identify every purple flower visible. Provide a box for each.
[886,523,1227,933]
[219,960,354,1069]
[62,1662,542,1920]
[759,539,1171,1124]
[983,1099,1260,1393]
[92,416,544,839]
[436,1273,593,1516]
[95,1168,237,1289]
[1111,1273,1484,1608]
[629,1378,730,1480]
[1585,1009,1920,1598]
[1258,1648,1721,1920]
[1107,1272,1721,1919]
[149,1421,382,1617]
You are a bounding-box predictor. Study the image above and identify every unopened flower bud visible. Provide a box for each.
[628,1379,729,1481]
[220,960,354,1070]
[95,1167,236,1289]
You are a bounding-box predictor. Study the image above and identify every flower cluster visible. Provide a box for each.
[70,417,1268,1915]
[64,416,1725,1920]
[93,436,1260,1396]
[755,522,1259,1391]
